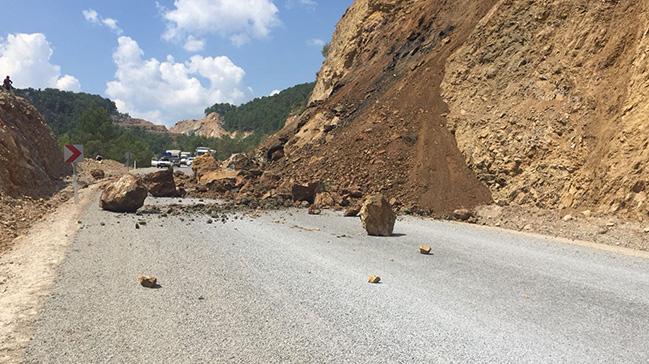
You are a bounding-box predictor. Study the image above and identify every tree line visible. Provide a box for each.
[16,84,313,166]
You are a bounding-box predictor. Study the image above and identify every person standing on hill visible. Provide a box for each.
[3,76,13,93]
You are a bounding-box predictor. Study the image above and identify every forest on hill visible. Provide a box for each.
[205,82,315,134]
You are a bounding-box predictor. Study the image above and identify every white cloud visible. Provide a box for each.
[106,36,250,125]
[183,36,206,52]
[269,89,280,96]
[0,33,80,91]
[162,0,280,47]
[307,38,325,47]
[83,9,123,35]
[286,0,316,9]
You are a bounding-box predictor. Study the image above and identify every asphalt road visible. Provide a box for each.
[25,196,649,363]
[134,166,194,177]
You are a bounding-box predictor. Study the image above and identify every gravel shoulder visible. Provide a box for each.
[23,196,649,363]
[0,186,97,363]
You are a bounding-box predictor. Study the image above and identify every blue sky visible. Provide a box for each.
[0,0,351,124]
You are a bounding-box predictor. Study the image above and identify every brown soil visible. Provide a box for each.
[254,0,649,224]
[76,158,129,185]
[261,0,500,214]
[443,0,649,218]
[0,189,72,254]
[0,91,65,198]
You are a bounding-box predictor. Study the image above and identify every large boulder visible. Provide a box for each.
[224,153,255,171]
[192,154,220,183]
[360,194,396,236]
[292,181,324,204]
[143,169,178,197]
[207,177,237,193]
[100,174,148,213]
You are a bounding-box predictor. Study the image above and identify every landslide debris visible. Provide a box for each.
[0,92,67,251]
[257,0,498,215]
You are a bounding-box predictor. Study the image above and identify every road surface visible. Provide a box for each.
[24,195,649,363]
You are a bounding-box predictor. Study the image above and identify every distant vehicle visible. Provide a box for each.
[195,147,215,157]
[152,156,172,169]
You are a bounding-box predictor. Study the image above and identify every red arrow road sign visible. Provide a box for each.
[64,144,84,164]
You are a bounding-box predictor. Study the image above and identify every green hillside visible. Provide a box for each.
[16,88,122,135]
[205,82,315,134]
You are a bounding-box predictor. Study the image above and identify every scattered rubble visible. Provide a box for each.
[100,175,148,213]
[90,169,106,180]
[360,194,396,237]
[344,206,361,217]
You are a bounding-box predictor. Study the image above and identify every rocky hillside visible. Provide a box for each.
[170,113,235,139]
[261,0,649,217]
[442,0,649,218]
[0,92,65,197]
[115,117,168,134]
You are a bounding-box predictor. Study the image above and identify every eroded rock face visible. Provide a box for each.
[100,174,148,213]
[360,194,396,236]
[143,169,178,197]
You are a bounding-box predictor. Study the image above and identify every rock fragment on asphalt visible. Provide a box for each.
[419,245,432,255]
[368,275,381,284]
[139,275,158,288]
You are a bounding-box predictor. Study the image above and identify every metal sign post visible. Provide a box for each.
[64,144,84,204]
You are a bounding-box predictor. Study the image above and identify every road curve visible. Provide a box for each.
[26,196,649,363]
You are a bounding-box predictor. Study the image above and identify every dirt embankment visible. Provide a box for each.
[0,92,69,251]
[259,0,498,214]
[256,0,649,220]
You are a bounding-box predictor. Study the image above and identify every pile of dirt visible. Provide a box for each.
[257,0,498,215]
[0,91,65,197]
[76,159,129,184]
[253,0,649,220]
[0,91,70,252]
